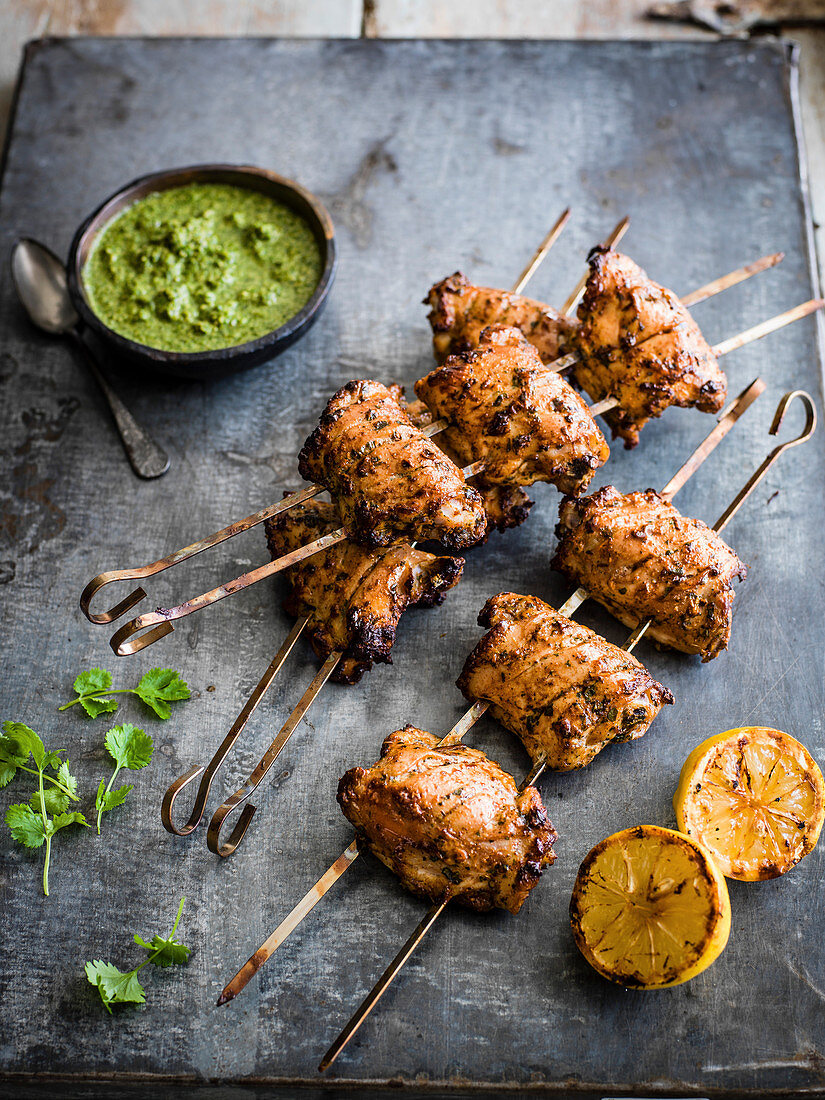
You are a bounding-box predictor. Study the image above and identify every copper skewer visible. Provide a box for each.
[161,616,309,836]
[680,251,784,308]
[510,207,571,294]
[216,700,490,1006]
[206,650,343,858]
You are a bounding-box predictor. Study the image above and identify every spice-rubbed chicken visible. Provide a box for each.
[298,380,487,550]
[426,271,575,364]
[404,397,534,536]
[415,326,610,497]
[265,500,463,685]
[458,593,673,771]
[552,487,747,662]
[572,248,727,448]
[338,725,557,913]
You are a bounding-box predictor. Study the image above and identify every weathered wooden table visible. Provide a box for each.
[0,36,823,1100]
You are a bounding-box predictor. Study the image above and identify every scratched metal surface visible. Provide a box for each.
[0,37,823,1100]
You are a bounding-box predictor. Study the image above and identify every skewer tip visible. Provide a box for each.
[216,987,235,1007]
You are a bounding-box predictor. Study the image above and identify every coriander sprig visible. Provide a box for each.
[95,725,154,834]
[60,668,190,720]
[1,722,87,895]
[85,897,190,1012]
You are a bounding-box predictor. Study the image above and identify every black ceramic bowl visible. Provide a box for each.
[67,164,336,381]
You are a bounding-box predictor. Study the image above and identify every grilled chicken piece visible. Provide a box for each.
[338,725,557,913]
[265,501,463,685]
[298,379,487,550]
[426,271,575,364]
[458,593,673,771]
[552,486,747,662]
[415,326,609,496]
[404,396,533,536]
[572,248,727,448]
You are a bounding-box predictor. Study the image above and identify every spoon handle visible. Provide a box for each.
[69,331,170,479]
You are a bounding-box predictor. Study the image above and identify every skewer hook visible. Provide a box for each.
[80,485,324,626]
[161,618,309,836]
[207,651,342,857]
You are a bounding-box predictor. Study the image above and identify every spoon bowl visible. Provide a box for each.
[11,238,79,334]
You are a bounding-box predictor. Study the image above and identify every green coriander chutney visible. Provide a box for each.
[83,182,323,353]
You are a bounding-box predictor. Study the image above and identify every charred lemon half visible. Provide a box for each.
[570,825,731,989]
[674,726,824,881]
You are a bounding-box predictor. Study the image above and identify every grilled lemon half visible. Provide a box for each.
[570,825,731,989]
[674,726,825,881]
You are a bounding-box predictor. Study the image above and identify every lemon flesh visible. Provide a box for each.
[570,825,730,989]
[675,727,824,881]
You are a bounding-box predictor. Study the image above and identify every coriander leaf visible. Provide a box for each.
[134,933,190,968]
[30,786,71,815]
[50,811,88,834]
[74,669,112,696]
[2,721,45,769]
[96,781,132,817]
[56,760,78,801]
[136,669,190,720]
[80,696,119,719]
[105,725,154,771]
[5,803,47,848]
[85,960,146,1013]
[0,734,27,787]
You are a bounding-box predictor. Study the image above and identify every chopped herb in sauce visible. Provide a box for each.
[83,182,322,352]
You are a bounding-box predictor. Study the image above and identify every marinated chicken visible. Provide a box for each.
[338,725,557,913]
[415,326,610,497]
[572,248,727,448]
[552,486,747,661]
[265,500,463,685]
[426,271,575,364]
[298,380,487,550]
[404,396,534,536]
[457,593,673,771]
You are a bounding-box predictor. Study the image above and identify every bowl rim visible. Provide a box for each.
[66,162,337,364]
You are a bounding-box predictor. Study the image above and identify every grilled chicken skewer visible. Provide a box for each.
[319,592,669,1073]
[216,379,759,1003]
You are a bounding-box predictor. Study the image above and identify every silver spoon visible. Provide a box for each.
[11,238,170,479]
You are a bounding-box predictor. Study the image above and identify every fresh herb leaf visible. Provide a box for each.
[84,960,146,1013]
[3,721,46,769]
[5,803,47,848]
[95,725,154,834]
[81,696,120,719]
[95,779,133,819]
[105,725,154,771]
[30,785,71,815]
[135,670,190,720]
[74,669,112,695]
[85,898,189,1012]
[60,668,190,720]
[1,723,86,895]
